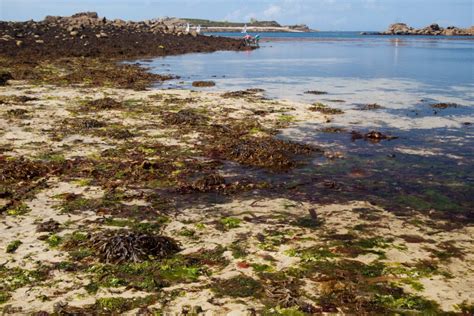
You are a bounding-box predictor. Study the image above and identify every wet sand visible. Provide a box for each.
[0,80,473,314]
[0,13,473,315]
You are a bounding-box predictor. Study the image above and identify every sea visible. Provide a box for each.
[140,32,474,220]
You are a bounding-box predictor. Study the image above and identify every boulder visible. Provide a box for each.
[71,12,98,19]
[44,15,61,23]
[0,71,13,86]
[386,23,412,34]
[377,22,474,36]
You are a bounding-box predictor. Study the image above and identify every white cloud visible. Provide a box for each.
[263,4,282,19]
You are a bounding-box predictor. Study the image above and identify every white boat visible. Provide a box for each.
[196,25,201,34]
[185,23,190,33]
[241,24,247,33]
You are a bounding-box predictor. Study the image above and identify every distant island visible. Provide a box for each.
[362,23,474,36]
[167,17,314,33]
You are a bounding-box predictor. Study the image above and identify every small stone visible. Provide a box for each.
[96,32,108,38]
[16,40,23,47]
[70,31,79,36]
[35,39,44,44]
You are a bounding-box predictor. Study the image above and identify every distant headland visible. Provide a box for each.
[177,18,314,33]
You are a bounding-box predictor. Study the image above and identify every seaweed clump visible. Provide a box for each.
[81,97,123,111]
[36,219,61,233]
[212,275,262,298]
[304,90,327,95]
[430,102,458,109]
[162,109,207,126]
[358,103,384,110]
[192,80,215,87]
[179,174,227,193]
[90,230,180,264]
[309,103,344,115]
[221,89,266,100]
[0,156,50,184]
[207,137,317,171]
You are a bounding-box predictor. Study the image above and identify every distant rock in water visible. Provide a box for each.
[368,23,474,36]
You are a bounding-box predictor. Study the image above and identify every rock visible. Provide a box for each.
[113,19,126,27]
[44,15,61,23]
[0,198,10,210]
[96,32,108,38]
[385,23,412,35]
[71,12,98,19]
[16,40,23,47]
[189,30,198,37]
[70,31,79,36]
[1,35,13,41]
[378,22,474,36]
[35,39,44,44]
[429,23,441,31]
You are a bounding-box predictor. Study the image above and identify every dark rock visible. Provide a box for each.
[351,130,398,143]
[0,71,13,86]
[192,80,215,87]
[36,219,61,232]
[71,12,98,19]
[304,90,327,95]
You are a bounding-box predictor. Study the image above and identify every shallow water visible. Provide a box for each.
[143,32,474,221]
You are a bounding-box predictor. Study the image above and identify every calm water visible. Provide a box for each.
[144,32,474,91]
[142,32,474,220]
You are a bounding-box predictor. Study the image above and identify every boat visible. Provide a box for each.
[241,24,247,34]
[196,25,201,34]
[185,23,190,33]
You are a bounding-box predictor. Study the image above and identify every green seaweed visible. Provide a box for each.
[6,240,22,253]
[212,275,262,298]
[6,203,31,216]
[219,217,241,229]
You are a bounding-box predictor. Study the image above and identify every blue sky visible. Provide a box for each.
[1,0,472,31]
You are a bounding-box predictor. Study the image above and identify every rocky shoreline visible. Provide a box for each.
[363,23,474,36]
[0,12,247,62]
[0,12,248,91]
[0,12,473,316]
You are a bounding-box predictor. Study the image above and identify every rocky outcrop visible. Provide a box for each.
[377,23,474,36]
[0,12,247,61]
[4,12,202,38]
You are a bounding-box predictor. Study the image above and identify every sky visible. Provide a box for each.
[1,0,473,31]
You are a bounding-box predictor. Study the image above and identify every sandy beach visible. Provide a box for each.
[1,79,473,314]
[1,11,473,316]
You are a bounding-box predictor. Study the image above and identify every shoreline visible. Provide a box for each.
[0,12,473,315]
[202,26,310,33]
